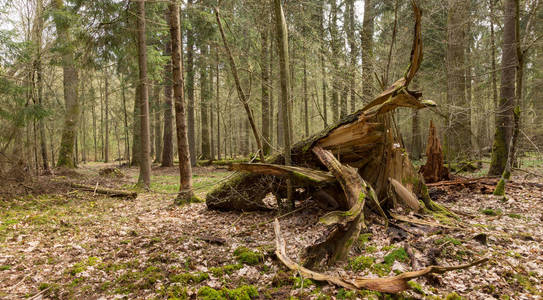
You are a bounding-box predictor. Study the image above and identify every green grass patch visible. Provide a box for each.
[0,265,11,271]
[507,213,523,219]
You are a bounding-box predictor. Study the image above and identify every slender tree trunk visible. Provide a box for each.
[303,44,309,137]
[329,0,339,122]
[132,85,141,166]
[269,30,275,146]
[154,82,163,163]
[489,0,498,107]
[216,45,221,160]
[104,70,109,163]
[162,38,174,167]
[136,0,152,187]
[215,8,265,162]
[320,0,328,127]
[261,25,271,155]
[35,0,50,174]
[274,0,293,208]
[347,0,357,113]
[92,89,98,161]
[121,77,130,164]
[100,78,104,161]
[488,0,517,175]
[169,1,194,202]
[446,0,469,159]
[186,0,197,166]
[210,56,215,160]
[200,45,211,160]
[361,0,374,104]
[53,0,79,168]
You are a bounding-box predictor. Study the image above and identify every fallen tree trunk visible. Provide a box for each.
[69,183,137,199]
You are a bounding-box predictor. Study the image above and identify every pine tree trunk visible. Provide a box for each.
[446,0,469,159]
[261,25,271,155]
[169,1,194,202]
[136,0,152,188]
[361,0,374,104]
[186,0,197,167]
[329,0,339,122]
[200,45,211,160]
[320,0,328,127]
[154,81,163,163]
[121,77,130,164]
[347,0,357,113]
[35,0,50,174]
[104,71,110,163]
[162,37,174,167]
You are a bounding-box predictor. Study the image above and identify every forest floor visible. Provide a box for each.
[0,160,542,299]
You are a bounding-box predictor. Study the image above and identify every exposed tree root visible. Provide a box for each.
[274,219,489,294]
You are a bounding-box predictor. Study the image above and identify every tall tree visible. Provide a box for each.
[361,0,374,103]
[162,37,174,167]
[35,0,50,174]
[274,0,293,208]
[346,0,357,112]
[52,0,80,168]
[104,70,110,163]
[261,20,271,155]
[169,0,194,203]
[446,0,469,159]
[186,0,197,166]
[488,0,517,175]
[329,0,340,122]
[199,44,211,160]
[136,0,152,187]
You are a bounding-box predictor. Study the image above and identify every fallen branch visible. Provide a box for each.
[274,219,489,293]
[69,183,137,199]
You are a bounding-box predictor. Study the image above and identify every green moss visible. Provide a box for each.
[383,247,409,265]
[493,178,506,196]
[507,213,522,219]
[233,247,263,265]
[0,265,11,271]
[209,264,243,277]
[114,266,165,293]
[445,292,462,300]
[170,271,209,284]
[434,236,462,246]
[371,263,391,276]
[509,273,537,294]
[336,288,356,299]
[365,245,378,253]
[293,277,315,288]
[349,256,375,272]
[407,281,424,295]
[197,285,259,300]
[481,208,502,216]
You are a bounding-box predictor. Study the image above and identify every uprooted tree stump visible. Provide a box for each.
[206,0,484,292]
[419,120,450,183]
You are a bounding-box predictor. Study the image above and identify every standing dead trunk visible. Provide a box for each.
[169,1,194,203]
[419,121,449,183]
[136,0,152,188]
[261,25,271,155]
[274,0,293,208]
[215,8,265,163]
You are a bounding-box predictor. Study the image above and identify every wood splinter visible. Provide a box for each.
[274,218,489,293]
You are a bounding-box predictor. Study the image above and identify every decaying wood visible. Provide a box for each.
[69,183,137,199]
[274,219,489,293]
[303,147,370,267]
[419,120,449,183]
[206,0,440,213]
[230,163,335,185]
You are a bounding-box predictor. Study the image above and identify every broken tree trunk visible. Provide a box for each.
[206,0,440,213]
[419,120,450,183]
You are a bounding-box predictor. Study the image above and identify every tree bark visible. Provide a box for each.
[329,0,339,122]
[104,70,110,163]
[261,24,271,155]
[136,0,152,188]
[169,1,194,202]
[200,45,211,160]
[161,33,174,167]
[361,0,374,104]
[186,0,197,167]
[488,0,517,175]
[154,81,163,163]
[53,0,79,168]
[35,0,50,174]
[446,0,469,159]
